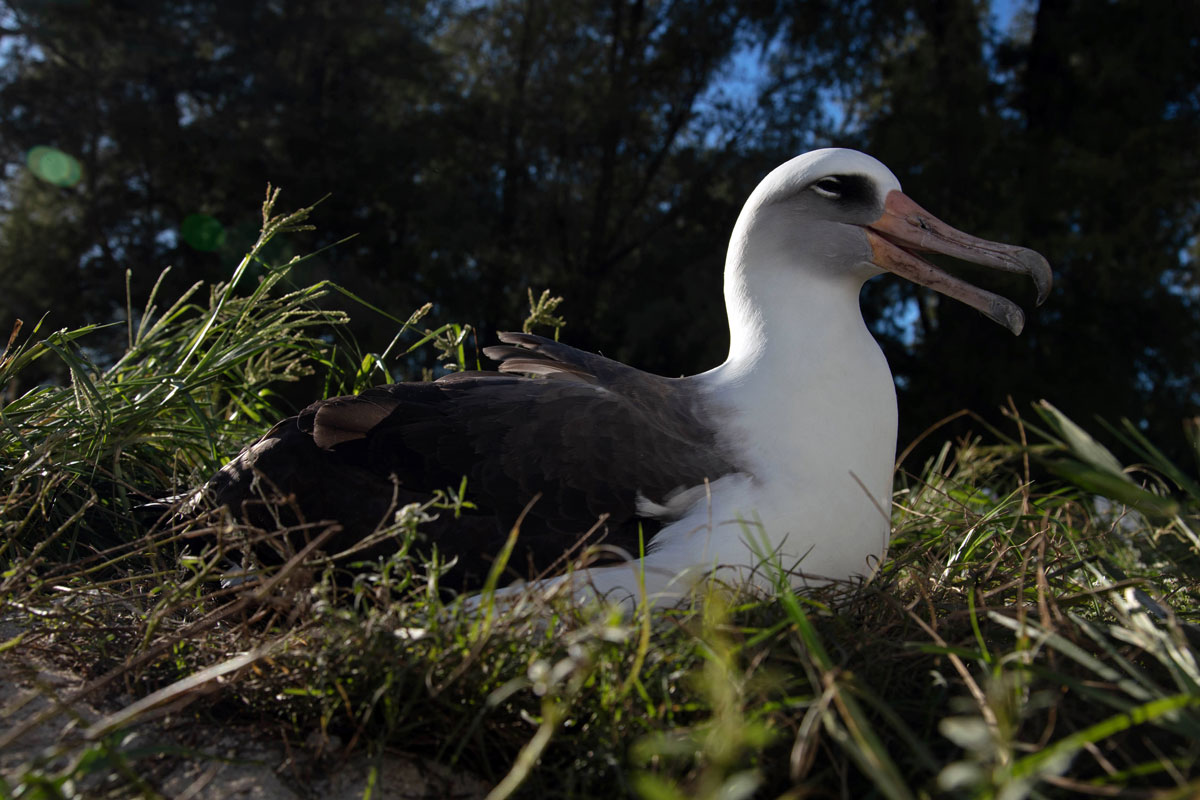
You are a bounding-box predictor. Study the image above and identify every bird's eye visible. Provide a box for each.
[813,177,843,199]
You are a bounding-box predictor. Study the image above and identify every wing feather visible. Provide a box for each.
[200,332,741,589]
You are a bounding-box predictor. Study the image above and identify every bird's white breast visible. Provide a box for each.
[641,312,896,593]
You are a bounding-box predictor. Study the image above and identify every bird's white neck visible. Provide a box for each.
[717,248,882,385]
[700,222,896,498]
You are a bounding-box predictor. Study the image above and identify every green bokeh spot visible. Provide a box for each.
[181,214,226,252]
[27,146,83,187]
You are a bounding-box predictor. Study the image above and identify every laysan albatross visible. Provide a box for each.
[200,148,1051,608]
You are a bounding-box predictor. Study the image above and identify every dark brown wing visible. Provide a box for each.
[199,332,737,591]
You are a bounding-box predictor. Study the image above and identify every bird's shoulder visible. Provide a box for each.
[442,331,712,436]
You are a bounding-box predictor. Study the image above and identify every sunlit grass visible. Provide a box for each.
[2,197,1198,798]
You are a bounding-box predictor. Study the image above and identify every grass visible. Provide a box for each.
[2,194,1198,799]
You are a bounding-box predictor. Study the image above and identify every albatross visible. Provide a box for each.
[200,148,1051,608]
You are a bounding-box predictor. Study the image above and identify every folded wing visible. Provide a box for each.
[200,333,739,591]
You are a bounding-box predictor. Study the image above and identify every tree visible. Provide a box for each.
[1,0,454,375]
[0,0,808,380]
[401,0,818,371]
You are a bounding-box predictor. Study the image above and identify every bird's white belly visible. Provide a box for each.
[472,425,895,612]
[644,457,892,594]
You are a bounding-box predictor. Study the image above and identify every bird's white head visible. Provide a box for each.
[727,149,901,286]
[721,148,1052,369]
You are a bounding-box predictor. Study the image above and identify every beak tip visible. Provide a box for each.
[991,301,1025,336]
[1026,251,1053,306]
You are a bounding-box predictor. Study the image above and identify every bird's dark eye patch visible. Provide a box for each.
[811,174,873,208]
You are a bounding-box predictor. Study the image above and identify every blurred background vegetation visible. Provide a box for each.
[1,0,1197,457]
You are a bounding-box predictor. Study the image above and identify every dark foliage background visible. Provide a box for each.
[1,0,1197,456]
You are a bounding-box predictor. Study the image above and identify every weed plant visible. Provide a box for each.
[2,195,1198,799]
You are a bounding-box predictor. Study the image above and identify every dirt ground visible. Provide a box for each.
[0,621,490,799]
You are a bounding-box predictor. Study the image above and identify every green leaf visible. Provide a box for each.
[1042,458,1179,518]
[1033,401,1126,477]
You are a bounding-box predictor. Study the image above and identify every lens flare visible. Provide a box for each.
[27,146,82,187]
[181,214,226,252]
